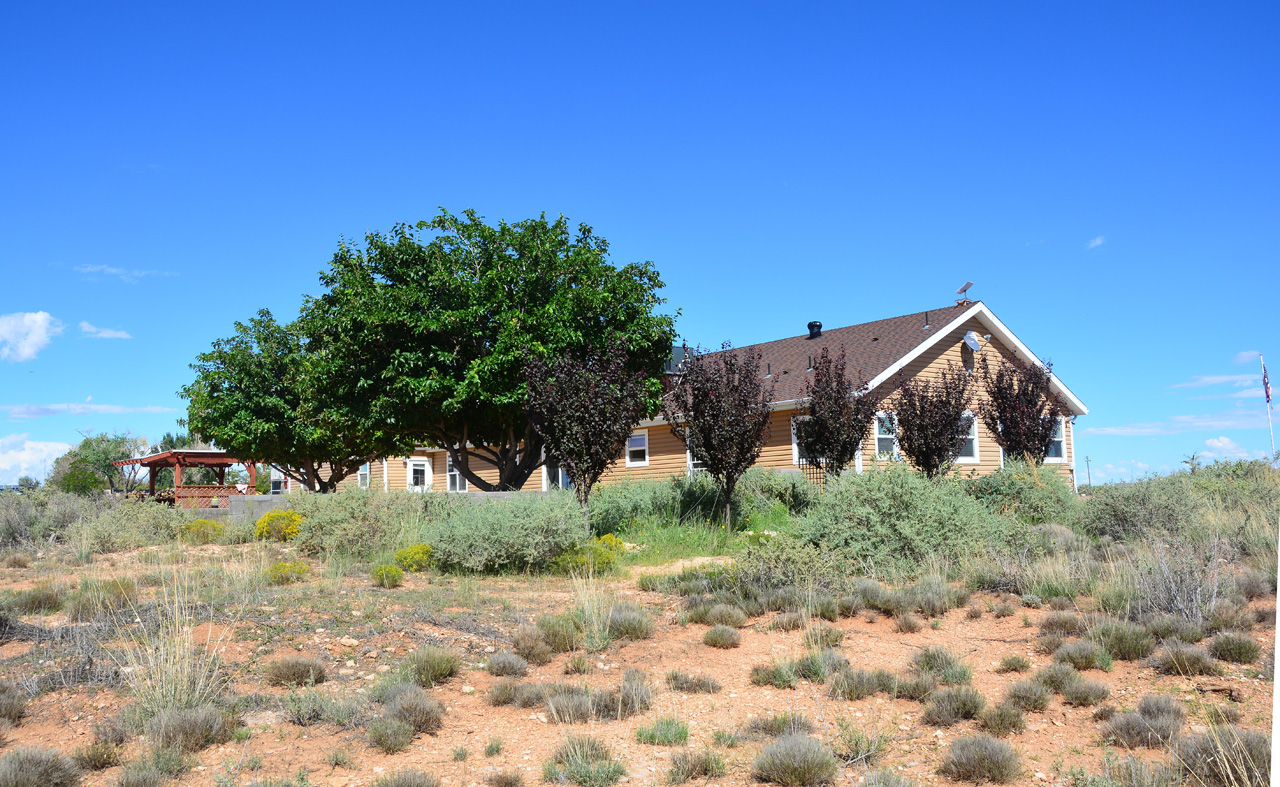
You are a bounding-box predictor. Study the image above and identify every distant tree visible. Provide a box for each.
[662,344,774,525]
[54,456,104,496]
[301,209,677,491]
[891,362,974,478]
[181,310,393,492]
[795,346,877,478]
[16,476,39,492]
[48,432,148,492]
[978,355,1065,464]
[526,341,650,515]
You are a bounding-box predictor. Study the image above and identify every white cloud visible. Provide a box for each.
[1080,409,1267,437]
[1189,387,1266,401]
[0,312,64,362]
[0,433,71,483]
[1086,236,1105,249]
[74,264,171,284]
[1233,350,1261,365]
[1203,436,1249,459]
[0,403,179,419]
[1169,374,1257,389]
[79,321,132,340]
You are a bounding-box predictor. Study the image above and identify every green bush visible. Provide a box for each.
[70,498,188,554]
[372,564,405,588]
[797,464,1020,576]
[395,544,433,572]
[965,461,1081,525]
[410,492,590,573]
[265,561,310,585]
[254,509,304,542]
[751,735,838,787]
[178,518,224,545]
[552,535,626,574]
[289,489,453,558]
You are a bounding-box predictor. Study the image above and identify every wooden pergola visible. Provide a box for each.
[113,449,258,509]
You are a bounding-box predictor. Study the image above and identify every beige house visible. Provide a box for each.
[338,300,1087,494]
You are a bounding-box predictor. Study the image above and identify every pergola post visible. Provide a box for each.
[248,463,257,492]
[148,466,156,496]
[174,462,183,490]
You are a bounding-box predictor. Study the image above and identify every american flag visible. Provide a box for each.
[1265,357,1272,404]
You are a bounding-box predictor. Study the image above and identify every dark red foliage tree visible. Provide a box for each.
[525,342,650,515]
[978,355,1065,464]
[891,361,974,478]
[796,346,877,478]
[662,343,774,525]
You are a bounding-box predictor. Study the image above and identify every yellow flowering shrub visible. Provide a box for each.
[255,510,303,542]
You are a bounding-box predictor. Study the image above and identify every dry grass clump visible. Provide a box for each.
[864,770,915,787]
[144,705,236,752]
[668,749,726,784]
[830,719,888,766]
[0,747,82,787]
[372,772,442,787]
[368,718,415,754]
[635,716,689,746]
[513,625,555,665]
[1032,662,1079,693]
[772,612,806,631]
[748,712,814,738]
[1088,619,1156,660]
[1151,641,1219,675]
[704,604,748,627]
[1053,640,1112,671]
[386,687,446,734]
[979,703,1026,737]
[1204,704,1242,726]
[938,735,1020,783]
[487,651,529,677]
[828,668,880,701]
[1175,725,1270,787]
[665,670,721,694]
[0,552,31,569]
[995,655,1029,674]
[0,684,26,725]
[486,771,524,787]
[883,673,936,701]
[65,576,138,622]
[607,602,654,640]
[1061,678,1110,707]
[921,687,986,727]
[1032,633,1064,655]
[992,603,1015,618]
[965,604,982,620]
[265,655,327,686]
[704,625,740,649]
[71,742,121,770]
[92,717,127,746]
[792,649,848,683]
[404,646,460,686]
[1003,679,1052,712]
[1234,569,1272,601]
[1143,614,1204,643]
[1104,694,1185,748]
[801,623,843,649]
[912,646,971,685]
[564,654,593,675]
[5,583,64,614]
[895,612,922,633]
[538,613,585,653]
[750,662,798,689]
[1047,596,1073,610]
[1092,705,1116,722]
[1039,611,1084,636]
[1207,632,1260,664]
[542,734,626,787]
[752,735,838,787]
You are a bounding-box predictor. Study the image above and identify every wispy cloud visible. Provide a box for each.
[79,321,132,340]
[1202,436,1251,459]
[1169,374,1257,389]
[0,433,72,483]
[0,403,179,419]
[1086,236,1105,249]
[1189,387,1265,401]
[1233,350,1261,365]
[1080,409,1267,437]
[0,312,63,362]
[74,264,172,284]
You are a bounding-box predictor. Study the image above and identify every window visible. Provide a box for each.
[874,412,899,461]
[408,460,430,492]
[956,412,979,464]
[270,478,283,495]
[626,430,649,467]
[1045,417,1067,463]
[358,463,371,489]
[445,455,467,492]
[790,416,821,466]
[544,460,573,490]
[687,450,707,476]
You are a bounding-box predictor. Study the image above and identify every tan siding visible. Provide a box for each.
[600,426,689,483]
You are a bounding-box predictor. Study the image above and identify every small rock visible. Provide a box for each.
[1034,772,1047,781]
[462,686,476,694]
[339,636,360,647]
[484,646,496,653]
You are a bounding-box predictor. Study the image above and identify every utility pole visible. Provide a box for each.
[1085,456,1092,489]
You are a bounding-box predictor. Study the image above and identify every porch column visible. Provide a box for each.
[247,463,257,491]
[216,467,226,485]
[148,465,156,495]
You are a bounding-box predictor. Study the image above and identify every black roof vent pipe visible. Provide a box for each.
[807,321,822,339]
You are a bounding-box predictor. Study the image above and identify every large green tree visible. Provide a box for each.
[48,432,149,493]
[181,310,393,492]
[302,210,677,491]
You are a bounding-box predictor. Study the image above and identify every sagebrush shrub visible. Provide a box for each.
[705,604,747,627]
[372,772,442,787]
[0,747,81,787]
[607,603,654,640]
[752,735,838,787]
[665,670,721,694]
[1089,619,1155,661]
[1151,641,1219,675]
[1234,569,1272,601]
[912,647,971,685]
[394,544,433,572]
[992,603,1015,618]
[386,687,446,734]
[487,651,528,677]
[178,518,223,545]
[802,623,844,649]
[748,713,814,738]
[828,668,880,701]
[965,460,1082,525]
[895,612,922,633]
[71,742,120,770]
[412,493,590,573]
[884,674,935,701]
[403,646,460,686]
[1176,726,1270,787]
[980,703,1026,737]
[145,705,235,752]
[514,625,555,664]
[1033,634,1064,655]
[751,662,798,689]
[486,771,523,787]
[264,561,309,585]
[704,625,740,649]
[92,717,127,746]
[939,735,1021,784]
[1103,695,1185,748]
[668,749,727,784]
[772,611,806,631]
[372,564,404,588]
[1053,641,1112,671]
[1003,679,1052,712]
[1205,704,1242,726]
[1144,614,1204,643]
[266,656,327,686]
[995,655,1029,674]
[1039,611,1083,636]
[0,683,26,724]
[368,718,415,753]
[1208,632,1260,664]
[792,649,848,684]
[921,687,985,727]
[1033,662,1079,693]
[542,734,626,787]
[1061,678,1109,707]
[5,583,65,614]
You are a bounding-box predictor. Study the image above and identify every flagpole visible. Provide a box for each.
[1264,354,1276,463]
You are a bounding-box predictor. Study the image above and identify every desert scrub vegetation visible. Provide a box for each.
[265,655,327,686]
[1176,725,1271,787]
[1208,631,1261,663]
[979,703,1026,737]
[1052,640,1113,671]
[542,734,626,787]
[911,646,971,685]
[368,718,415,754]
[747,712,814,738]
[372,563,404,588]
[995,655,1029,673]
[703,624,740,648]
[394,543,433,572]
[606,602,654,640]
[668,749,727,784]
[255,509,303,542]
[0,683,26,725]
[1087,618,1155,660]
[264,560,310,585]
[921,687,986,726]
[403,646,461,686]
[513,625,555,665]
[372,773,442,787]
[665,670,721,693]
[635,716,688,745]
[65,576,137,621]
[938,735,1021,783]
[145,705,236,752]
[750,661,798,689]
[385,687,446,734]
[1103,694,1185,748]
[487,651,529,677]
[0,746,81,787]
[752,735,838,787]
[1002,679,1052,712]
[1150,641,1220,675]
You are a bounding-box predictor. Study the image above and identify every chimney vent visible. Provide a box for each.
[807,321,822,339]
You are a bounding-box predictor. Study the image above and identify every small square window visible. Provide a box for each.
[626,431,649,467]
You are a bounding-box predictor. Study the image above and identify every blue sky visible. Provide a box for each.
[1,3,1277,484]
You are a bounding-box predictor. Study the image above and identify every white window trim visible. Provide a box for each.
[382,459,389,492]
[874,411,900,462]
[445,455,468,492]
[358,463,371,489]
[406,458,432,492]
[686,449,707,476]
[1045,417,1068,464]
[625,429,650,468]
[956,411,980,464]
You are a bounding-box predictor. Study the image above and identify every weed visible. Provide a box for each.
[884,674,936,701]
[403,646,460,686]
[394,544,433,572]
[265,656,327,686]
[1048,596,1073,610]
[0,747,81,787]
[704,625,740,649]
[712,729,740,747]
[368,719,415,754]
[71,742,121,770]
[980,703,1026,737]
[117,766,168,787]
[327,749,355,768]
[752,735,838,787]
[264,561,309,585]
[748,713,815,738]
[386,687,446,733]
[513,625,555,665]
[1092,705,1116,722]
[1039,611,1084,636]
[5,583,64,614]
[832,718,888,766]
[922,687,986,726]
[1150,641,1220,676]
[668,749,726,784]
[751,662,798,689]
[1143,614,1204,643]
[145,705,236,752]
[486,738,503,757]
[372,564,404,588]
[966,605,982,620]
[565,654,593,674]
[996,655,1030,673]
[487,651,529,677]
[65,577,137,621]
[542,734,626,787]
[453,746,469,761]
[939,735,1021,784]
[1205,705,1241,726]
[864,770,916,787]
[636,716,689,746]
[1104,695,1184,748]
[92,717,127,746]
[828,668,880,701]
[665,670,721,694]
[793,648,848,683]
[1053,641,1113,671]
[1208,632,1260,664]
[1003,679,1052,712]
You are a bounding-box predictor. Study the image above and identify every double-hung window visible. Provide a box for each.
[956,412,979,464]
[446,455,468,492]
[407,460,429,492]
[626,430,649,467]
[790,416,821,466]
[358,463,371,489]
[687,450,707,476]
[874,412,899,461]
[1045,418,1067,463]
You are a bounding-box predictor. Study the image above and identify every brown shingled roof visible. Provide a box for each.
[719,302,975,402]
